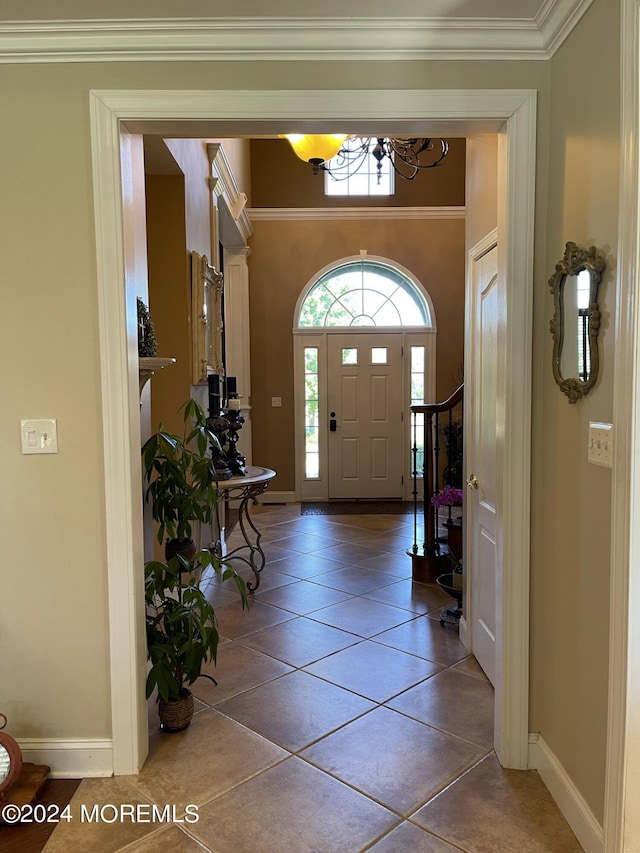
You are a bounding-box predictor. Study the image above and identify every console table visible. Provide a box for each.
[208,466,276,592]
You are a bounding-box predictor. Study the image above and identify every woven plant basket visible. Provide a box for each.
[158,690,194,732]
[164,537,197,564]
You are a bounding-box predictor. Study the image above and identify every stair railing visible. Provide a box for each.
[410,383,464,564]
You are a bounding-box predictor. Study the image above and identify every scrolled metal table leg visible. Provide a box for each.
[219,482,268,593]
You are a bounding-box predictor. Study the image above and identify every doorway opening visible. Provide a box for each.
[90,87,535,776]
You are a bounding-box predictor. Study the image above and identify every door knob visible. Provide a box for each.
[466,474,479,490]
[329,411,337,432]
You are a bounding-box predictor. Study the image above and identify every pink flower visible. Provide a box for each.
[431,485,464,508]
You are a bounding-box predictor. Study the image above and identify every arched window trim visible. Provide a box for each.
[293,254,437,331]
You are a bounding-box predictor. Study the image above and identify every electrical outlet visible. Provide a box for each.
[588,422,613,468]
[271,397,282,408]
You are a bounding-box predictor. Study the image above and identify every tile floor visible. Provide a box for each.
[42,504,582,852]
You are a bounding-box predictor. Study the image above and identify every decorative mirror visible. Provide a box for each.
[191,252,224,384]
[549,242,605,403]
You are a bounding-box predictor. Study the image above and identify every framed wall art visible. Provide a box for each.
[191,251,224,384]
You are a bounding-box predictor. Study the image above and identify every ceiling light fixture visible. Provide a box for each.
[283,134,348,174]
[283,134,449,182]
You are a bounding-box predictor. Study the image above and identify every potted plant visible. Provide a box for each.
[145,550,247,731]
[142,399,219,562]
[431,484,464,561]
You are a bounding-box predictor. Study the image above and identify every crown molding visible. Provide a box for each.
[207,142,252,243]
[0,5,594,64]
[535,0,594,56]
[248,206,465,222]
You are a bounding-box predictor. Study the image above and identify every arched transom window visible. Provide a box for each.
[298,259,431,328]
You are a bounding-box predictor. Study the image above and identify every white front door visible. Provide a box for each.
[466,242,499,685]
[327,333,403,499]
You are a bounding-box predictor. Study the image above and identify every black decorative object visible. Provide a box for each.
[205,378,247,478]
[225,375,238,398]
[206,410,233,481]
[225,407,247,476]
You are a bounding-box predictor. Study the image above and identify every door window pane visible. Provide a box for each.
[371,347,388,364]
[342,348,358,365]
[410,346,426,474]
[304,347,320,479]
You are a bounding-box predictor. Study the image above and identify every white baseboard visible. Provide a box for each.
[528,733,603,852]
[258,490,297,504]
[18,738,113,778]
[458,615,469,649]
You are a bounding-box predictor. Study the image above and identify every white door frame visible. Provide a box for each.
[603,0,640,847]
[89,87,536,774]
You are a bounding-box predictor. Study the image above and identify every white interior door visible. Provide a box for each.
[467,243,499,685]
[327,333,403,499]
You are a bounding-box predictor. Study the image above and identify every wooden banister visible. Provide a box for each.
[410,383,464,416]
[408,383,464,583]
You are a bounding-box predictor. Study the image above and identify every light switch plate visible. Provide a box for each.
[271,397,282,407]
[588,421,613,468]
[21,419,58,454]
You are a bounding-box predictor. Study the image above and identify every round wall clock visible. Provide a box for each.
[0,714,22,798]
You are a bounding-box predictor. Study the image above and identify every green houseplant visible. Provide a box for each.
[142,399,219,562]
[145,550,247,731]
[142,399,248,730]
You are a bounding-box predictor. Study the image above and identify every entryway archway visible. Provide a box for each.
[293,255,436,502]
[89,87,536,777]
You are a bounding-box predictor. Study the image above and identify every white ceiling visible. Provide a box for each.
[0,0,594,63]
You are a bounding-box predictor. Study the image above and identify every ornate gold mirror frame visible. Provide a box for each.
[191,251,224,384]
[549,241,605,403]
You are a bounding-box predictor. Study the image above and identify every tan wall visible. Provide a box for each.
[529,0,619,823]
[465,135,498,251]
[248,218,465,489]
[163,139,211,260]
[250,138,465,208]
[145,175,190,438]
[148,139,214,424]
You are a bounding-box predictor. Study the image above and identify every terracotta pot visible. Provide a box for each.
[158,689,194,732]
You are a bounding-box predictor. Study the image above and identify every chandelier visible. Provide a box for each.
[284,134,449,182]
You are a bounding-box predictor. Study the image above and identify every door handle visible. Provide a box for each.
[466,474,479,490]
[329,411,338,432]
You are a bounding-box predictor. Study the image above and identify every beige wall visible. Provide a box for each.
[163,139,212,261]
[465,135,498,252]
[146,138,213,426]
[145,174,191,438]
[248,218,466,489]
[0,14,616,822]
[529,0,619,822]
